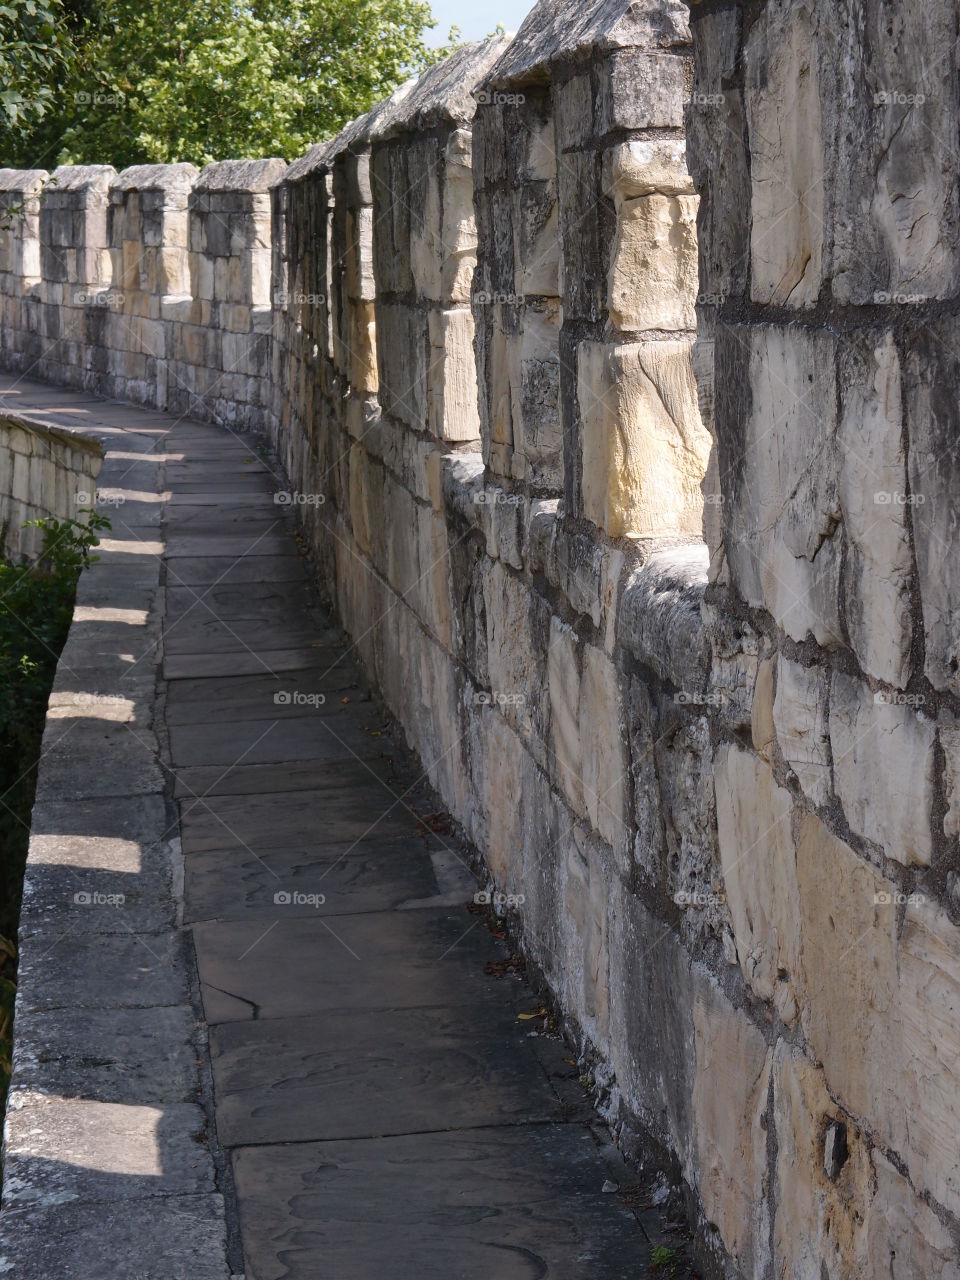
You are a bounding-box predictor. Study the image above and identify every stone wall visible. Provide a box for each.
[0,158,282,427]
[0,414,102,562]
[2,1,960,1275]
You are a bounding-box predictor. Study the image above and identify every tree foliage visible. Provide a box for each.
[0,0,75,147]
[5,0,448,169]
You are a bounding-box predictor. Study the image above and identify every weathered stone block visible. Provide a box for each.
[715,745,800,1022]
[716,323,842,645]
[773,655,830,806]
[830,671,935,866]
[607,193,698,331]
[597,50,690,132]
[745,0,823,307]
[838,333,913,688]
[578,339,708,538]
[692,975,771,1279]
[427,308,480,442]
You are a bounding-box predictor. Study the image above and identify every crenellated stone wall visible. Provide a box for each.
[0,158,282,426]
[2,2,959,1275]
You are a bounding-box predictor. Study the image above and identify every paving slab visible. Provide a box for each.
[18,929,193,1012]
[164,581,321,621]
[168,714,391,768]
[3,1094,214,1205]
[184,835,473,923]
[177,776,418,850]
[9,1004,202,1104]
[192,907,512,1023]
[164,531,294,558]
[173,755,396,798]
[166,555,308,585]
[232,1125,656,1280]
[210,1004,561,1146]
[165,667,365,723]
[163,645,337,679]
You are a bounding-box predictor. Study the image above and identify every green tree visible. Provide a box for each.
[0,0,75,150]
[6,0,451,169]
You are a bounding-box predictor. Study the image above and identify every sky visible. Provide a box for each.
[424,0,537,46]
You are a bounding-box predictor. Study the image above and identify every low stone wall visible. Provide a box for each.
[2,0,959,1275]
[0,414,101,561]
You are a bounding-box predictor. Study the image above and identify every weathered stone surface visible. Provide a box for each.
[608,193,698,331]
[772,1040,873,1277]
[745,0,823,307]
[795,812,901,1141]
[714,745,800,1022]
[578,339,709,538]
[830,671,935,866]
[903,319,960,697]
[717,323,843,645]
[692,974,771,1279]
[838,333,913,688]
[773,655,830,806]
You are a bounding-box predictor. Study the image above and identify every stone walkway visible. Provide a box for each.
[0,377,689,1279]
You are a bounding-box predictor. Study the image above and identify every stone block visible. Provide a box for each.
[427,307,480,442]
[830,671,935,866]
[903,319,960,696]
[745,0,824,306]
[597,50,690,132]
[578,338,708,538]
[827,0,960,303]
[714,745,801,1023]
[547,616,584,818]
[692,975,771,1279]
[773,655,830,806]
[838,334,913,688]
[607,193,698,331]
[716,323,842,645]
[772,1041,873,1277]
[377,302,426,426]
[795,811,901,1143]
[579,645,627,853]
